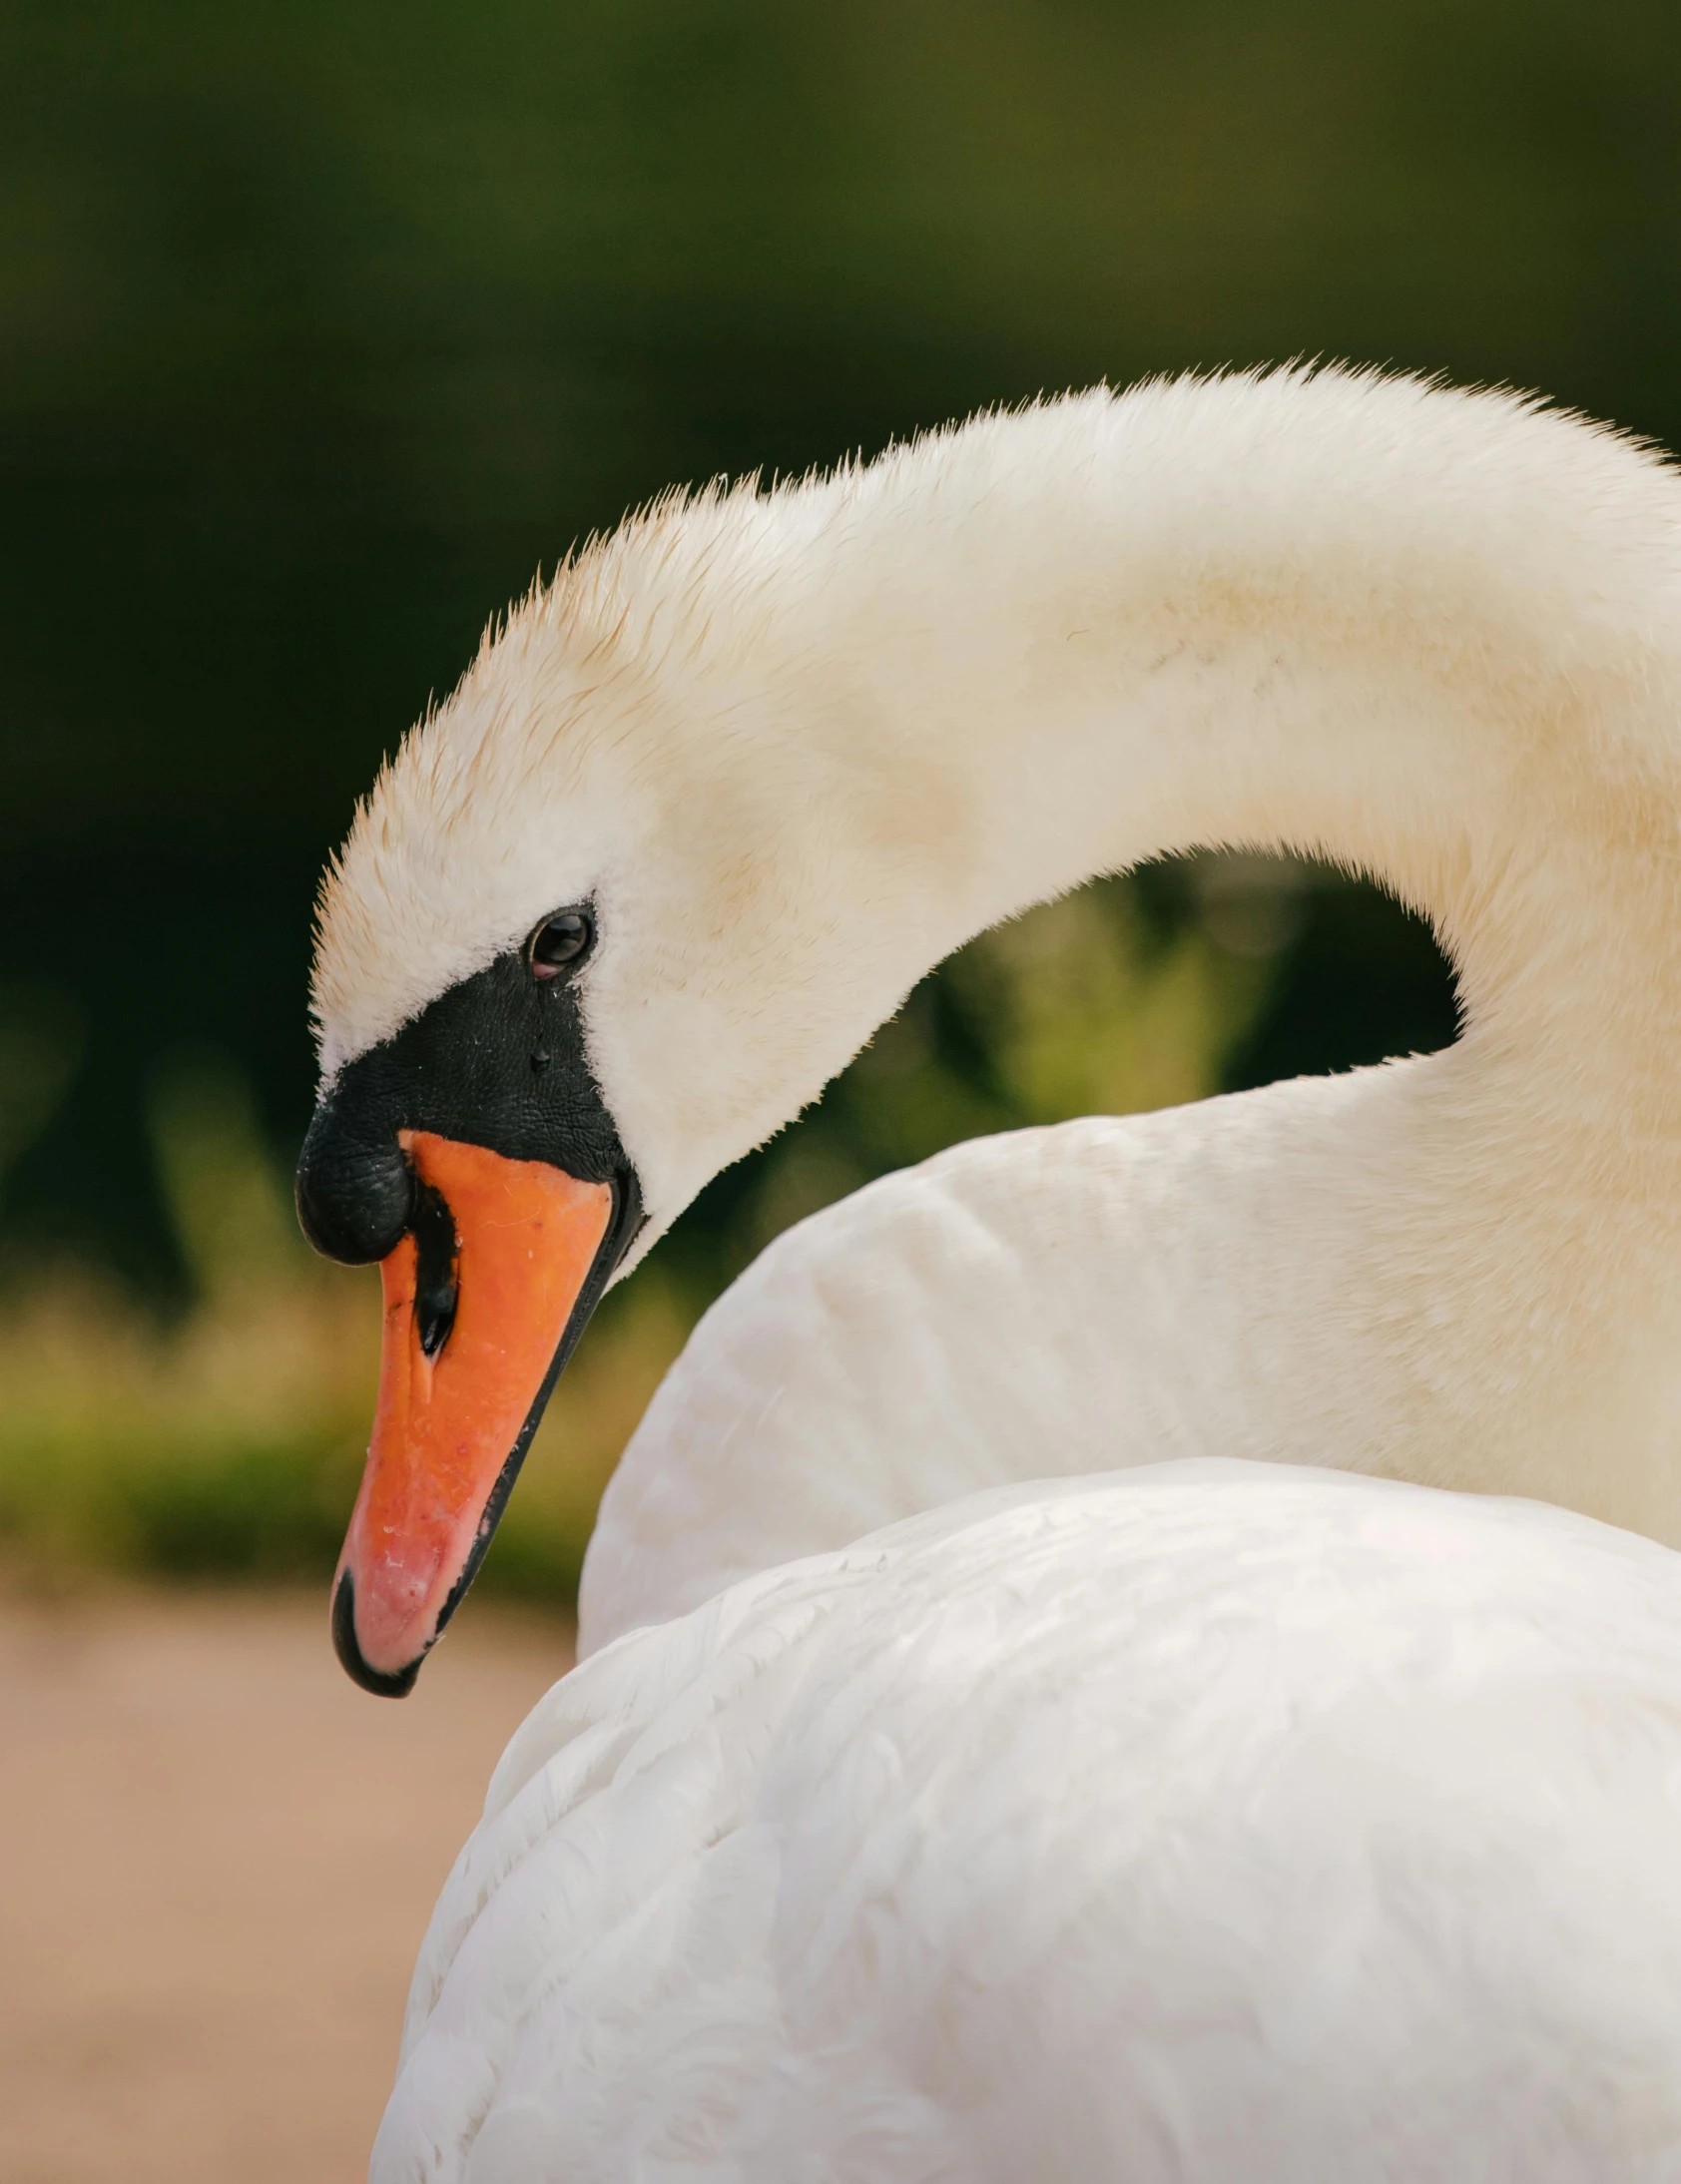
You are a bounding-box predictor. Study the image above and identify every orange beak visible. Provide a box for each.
[331,1129,614,1694]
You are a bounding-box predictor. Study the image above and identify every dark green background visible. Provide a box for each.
[6,0,1671,1298]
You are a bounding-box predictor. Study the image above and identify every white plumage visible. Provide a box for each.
[308,367,1681,2177]
[391,1467,1681,2180]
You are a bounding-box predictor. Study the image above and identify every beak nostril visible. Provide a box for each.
[411,1181,459,1358]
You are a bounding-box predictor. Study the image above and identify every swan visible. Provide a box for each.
[299,363,1681,1687]
[289,366,1681,2172]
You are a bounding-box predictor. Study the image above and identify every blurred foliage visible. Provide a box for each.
[8,0,1644,1586]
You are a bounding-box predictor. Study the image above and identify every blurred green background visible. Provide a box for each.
[5,0,1672,1600]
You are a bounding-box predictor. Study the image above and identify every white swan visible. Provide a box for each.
[292,367,1681,2172]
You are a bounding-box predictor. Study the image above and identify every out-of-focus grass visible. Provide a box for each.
[0,869,1286,1603]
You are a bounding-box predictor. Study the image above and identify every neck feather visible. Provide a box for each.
[580,371,1681,1644]
[677,372,1681,1362]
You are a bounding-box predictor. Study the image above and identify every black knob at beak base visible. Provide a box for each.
[295,1105,416,1266]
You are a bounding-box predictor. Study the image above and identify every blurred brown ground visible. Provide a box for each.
[0,1588,572,2184]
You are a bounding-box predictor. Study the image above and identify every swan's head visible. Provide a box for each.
[295,496,961,1692]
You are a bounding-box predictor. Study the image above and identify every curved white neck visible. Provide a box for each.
[571,371,1681,1645]
[778,374,1681,1091]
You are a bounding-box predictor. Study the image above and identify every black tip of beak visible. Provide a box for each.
[331,1570,423,1699]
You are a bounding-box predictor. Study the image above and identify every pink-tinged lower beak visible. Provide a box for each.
[332,1129,613,1695]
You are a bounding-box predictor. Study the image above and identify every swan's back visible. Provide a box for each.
[580,1089,1383,1656]
[380,1461,1681,2183]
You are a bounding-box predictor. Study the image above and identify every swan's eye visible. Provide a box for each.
[529,910,592,980]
